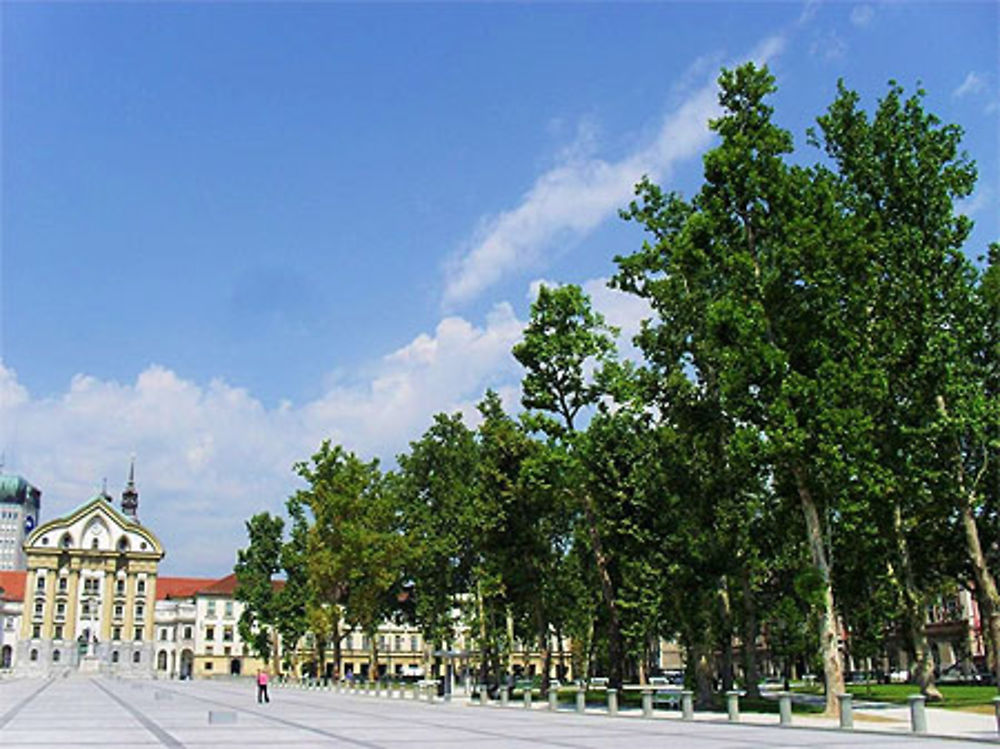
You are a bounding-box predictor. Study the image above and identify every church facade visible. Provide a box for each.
[17,470,163,676]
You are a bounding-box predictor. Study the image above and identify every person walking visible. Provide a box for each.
[257,669,270,704]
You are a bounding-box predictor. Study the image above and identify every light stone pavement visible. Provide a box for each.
[1,676,998,748]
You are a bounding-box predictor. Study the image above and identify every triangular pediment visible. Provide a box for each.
[26,495,164,557]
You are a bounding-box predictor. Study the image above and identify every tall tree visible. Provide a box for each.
[396,413,482,668]
[234,512,285,672]
[512,283,628,686]
[813,80,996,694]
[293,441,384,680]
[614,64,876,714]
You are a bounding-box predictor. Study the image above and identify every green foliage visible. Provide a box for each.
[234,512,284,663]
[396,413,481,647]
[236,65,995,699]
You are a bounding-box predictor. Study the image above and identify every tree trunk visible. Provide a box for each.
[370,636,379,681]
[693,643,714,709]
[739,564,761,698]
[892,502,943,700]
[793,464,846,716]
[536,604,552,697]
[476,582,490,688]
[580,493,624,687]
[717,578,734,692]
[332,620,342,680]
[557,628,566,680]
[937,395,1000,692]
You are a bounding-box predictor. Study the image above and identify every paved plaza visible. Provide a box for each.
[1,676,998,748]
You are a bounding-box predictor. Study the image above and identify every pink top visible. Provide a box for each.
[257,672,268,685]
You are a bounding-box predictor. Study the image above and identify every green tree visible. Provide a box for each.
[396,413,482,665]
[293,441,384,680]
[512,283,629,687]
[614,63,877,714]
[813,80,997,694]
[234,512,285,671]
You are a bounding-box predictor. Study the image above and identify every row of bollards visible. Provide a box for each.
[279,677,441,703]
[280,677,1000,737]
[478,684,974,736]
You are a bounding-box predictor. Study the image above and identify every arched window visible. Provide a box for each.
[60,533,72,549]
[30,649,38,662]
[52,650,61,663]
[91,538,99,550]
[117,537,129,552]
[157,650,168,670]
[133,651,141,664]
[112,651,119,663]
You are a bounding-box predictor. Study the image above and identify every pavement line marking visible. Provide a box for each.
[0,678,54,730]
[151,684,387,749]
[90,678,185,749]
[196,683,680,749]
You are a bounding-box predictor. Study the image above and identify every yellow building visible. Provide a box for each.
[19,479,163,676]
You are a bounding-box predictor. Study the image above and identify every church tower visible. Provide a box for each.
[121,459,139,520]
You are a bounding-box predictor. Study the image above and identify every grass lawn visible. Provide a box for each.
[794,683,998,710]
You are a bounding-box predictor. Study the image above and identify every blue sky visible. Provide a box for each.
[2,1,997,575]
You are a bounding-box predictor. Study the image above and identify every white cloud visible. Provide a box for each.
[0,304,526,577]
[809,31,848,61]
[956,186,994,218]
[442,35,787,308]
[0,272,661,579]
[849,5,874,27]
[953,71,987,99]
[527,277,653,362]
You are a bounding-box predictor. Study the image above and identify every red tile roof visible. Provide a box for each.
[0,570,27,602]
[156,576,217,600]
[195,573,285,597]
[199,572,239,596]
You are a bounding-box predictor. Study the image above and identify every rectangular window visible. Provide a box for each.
[224,601,233,617]
[411,636,418,651]
[34,601,43,615]
[223,627,233,642]
[54,624,64,640]
[224,646,231,656]
[207,601,216,617]
[137,580,146,594]
[36,576,45,591]
[32,624,41,638]
[113,627,122,641]
[160,629,168,641]
[183,626,193,640]
[205,660,213,670]
[134,627,143,641]
[206,626,215,641]
[114,604,124,618]
[136,605,144,618]
[58,578,68,592]
[56,602,65,617]
[116,580,125,595]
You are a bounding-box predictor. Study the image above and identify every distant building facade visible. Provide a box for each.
[0,472,41,571]
[18,482,164,676]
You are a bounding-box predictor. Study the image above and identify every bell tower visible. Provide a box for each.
[121,458,139,519]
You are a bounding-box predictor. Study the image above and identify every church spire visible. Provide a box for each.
[121,456,139,519]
